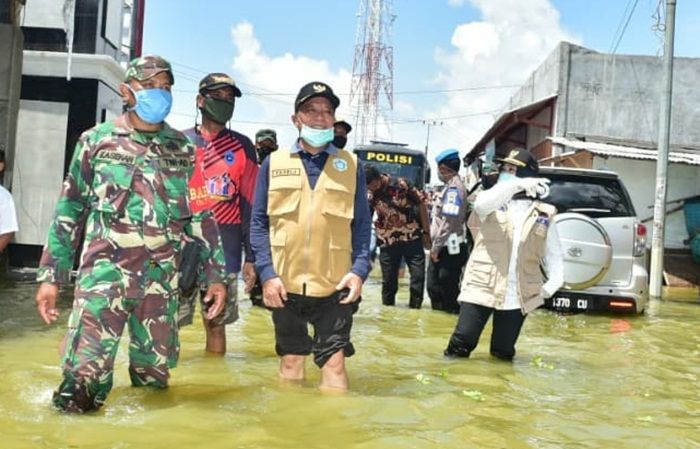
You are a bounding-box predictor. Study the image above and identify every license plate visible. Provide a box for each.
[549,296,590,311]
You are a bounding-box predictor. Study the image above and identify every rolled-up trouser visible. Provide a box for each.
[177,273,239,327]
[271,290,361,368]
[53,266,179,413]
[445,302,526,360]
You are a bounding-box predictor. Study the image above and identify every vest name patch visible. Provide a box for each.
[271,168,301,177]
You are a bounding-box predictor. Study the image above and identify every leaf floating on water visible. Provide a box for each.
[531,356,555,370]
[436,368,449,378]
[415,374,432,385]
[462,389,484,401]
[637,416,654,423]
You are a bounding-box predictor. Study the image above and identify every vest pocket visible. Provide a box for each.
[92,162,135,215]
[270,229,287,276]
[322,185,354,220]
[328,235,351,280]
[268,189,300,216]
[466,260,496,288]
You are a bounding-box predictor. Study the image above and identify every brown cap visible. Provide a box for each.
[198,73,242,97]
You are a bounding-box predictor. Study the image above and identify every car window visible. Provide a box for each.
[543,174,635,218]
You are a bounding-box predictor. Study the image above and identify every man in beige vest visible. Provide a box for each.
[250,82,372,391]
[444,148,564,360]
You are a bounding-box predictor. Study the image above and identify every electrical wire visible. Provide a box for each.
[609,0,641,55]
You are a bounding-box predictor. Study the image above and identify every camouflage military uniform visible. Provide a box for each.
[37,113,227,413]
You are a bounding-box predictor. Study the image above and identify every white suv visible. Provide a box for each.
[539,167,648,313]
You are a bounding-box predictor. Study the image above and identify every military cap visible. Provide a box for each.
[125,55,174,84]
[199,73,242,98]
[435,148,460,164]
[495,148,539,176]
[255,129,277,144]
[334,119,352,133]
[294,81,340,112]
[495,148,535,168]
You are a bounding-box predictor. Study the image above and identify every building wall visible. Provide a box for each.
[592,156,700,249]
[0,24,22,188]
[506,44,563,111]
[562,43,700,147]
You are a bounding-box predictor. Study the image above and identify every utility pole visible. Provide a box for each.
[649,0,676,299]
[422,120,442,156]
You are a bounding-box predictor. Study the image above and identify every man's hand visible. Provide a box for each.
[262,277,287,308]
[202,282,227,320]
[36,282,60,324]
[335,272,363,304]
[242,262,257,293]
[430,250,440,263]
[421,233,432,250]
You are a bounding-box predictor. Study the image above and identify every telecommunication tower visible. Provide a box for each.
[349,0,395,146]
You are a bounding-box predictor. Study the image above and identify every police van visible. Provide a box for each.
[353,141,430,189]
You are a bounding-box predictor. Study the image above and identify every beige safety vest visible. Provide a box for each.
[458,201,557,314]
[267,149,357,297]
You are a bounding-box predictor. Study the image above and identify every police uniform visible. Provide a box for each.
[427,149,470,313]
[37,56,227,412]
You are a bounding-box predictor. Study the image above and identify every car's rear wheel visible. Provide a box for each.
[554,212,613,289]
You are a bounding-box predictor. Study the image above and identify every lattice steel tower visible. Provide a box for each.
[349,0,395,145]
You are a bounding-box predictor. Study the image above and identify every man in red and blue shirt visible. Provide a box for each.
[180,73,259,353]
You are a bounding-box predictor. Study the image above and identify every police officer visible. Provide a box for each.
[427,149,470,314]
[34,55,228,413]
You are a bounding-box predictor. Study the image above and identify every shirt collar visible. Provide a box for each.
[290,139,339,156]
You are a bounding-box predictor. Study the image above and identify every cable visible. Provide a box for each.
[609,0,641,55]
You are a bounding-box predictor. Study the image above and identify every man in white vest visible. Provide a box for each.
[250,82,372,390]
[444,148,564,360]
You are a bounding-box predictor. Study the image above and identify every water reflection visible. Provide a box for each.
[1,277,698,449]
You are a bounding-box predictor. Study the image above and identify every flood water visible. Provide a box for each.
[1,275,699,449]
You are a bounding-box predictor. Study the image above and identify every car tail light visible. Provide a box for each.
[609,299,635,310]
[633,222,647,257]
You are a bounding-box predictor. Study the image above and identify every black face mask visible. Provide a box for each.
[333,135,348,149]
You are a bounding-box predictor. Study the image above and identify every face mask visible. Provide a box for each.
[498,171,517,183]
[332,135,348,149]
[128,86,172,124]
[201,97,234,124]
[300,124,334,148]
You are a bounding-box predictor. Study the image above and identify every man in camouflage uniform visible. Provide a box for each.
[427,149,470,314]
[34,55,228,413]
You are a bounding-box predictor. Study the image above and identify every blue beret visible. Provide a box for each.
[436,148,460,164]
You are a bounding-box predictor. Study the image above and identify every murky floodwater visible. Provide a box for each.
[1,275,698,449]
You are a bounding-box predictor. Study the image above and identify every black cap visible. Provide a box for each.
[294,82,340,112]
[199,73,242,97]
[495,148,539,177]
[334,119,352,133]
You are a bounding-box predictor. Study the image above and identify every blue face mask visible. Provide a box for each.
[299,124,334,148]
[128,86,172,124]
[498,171,517,183]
